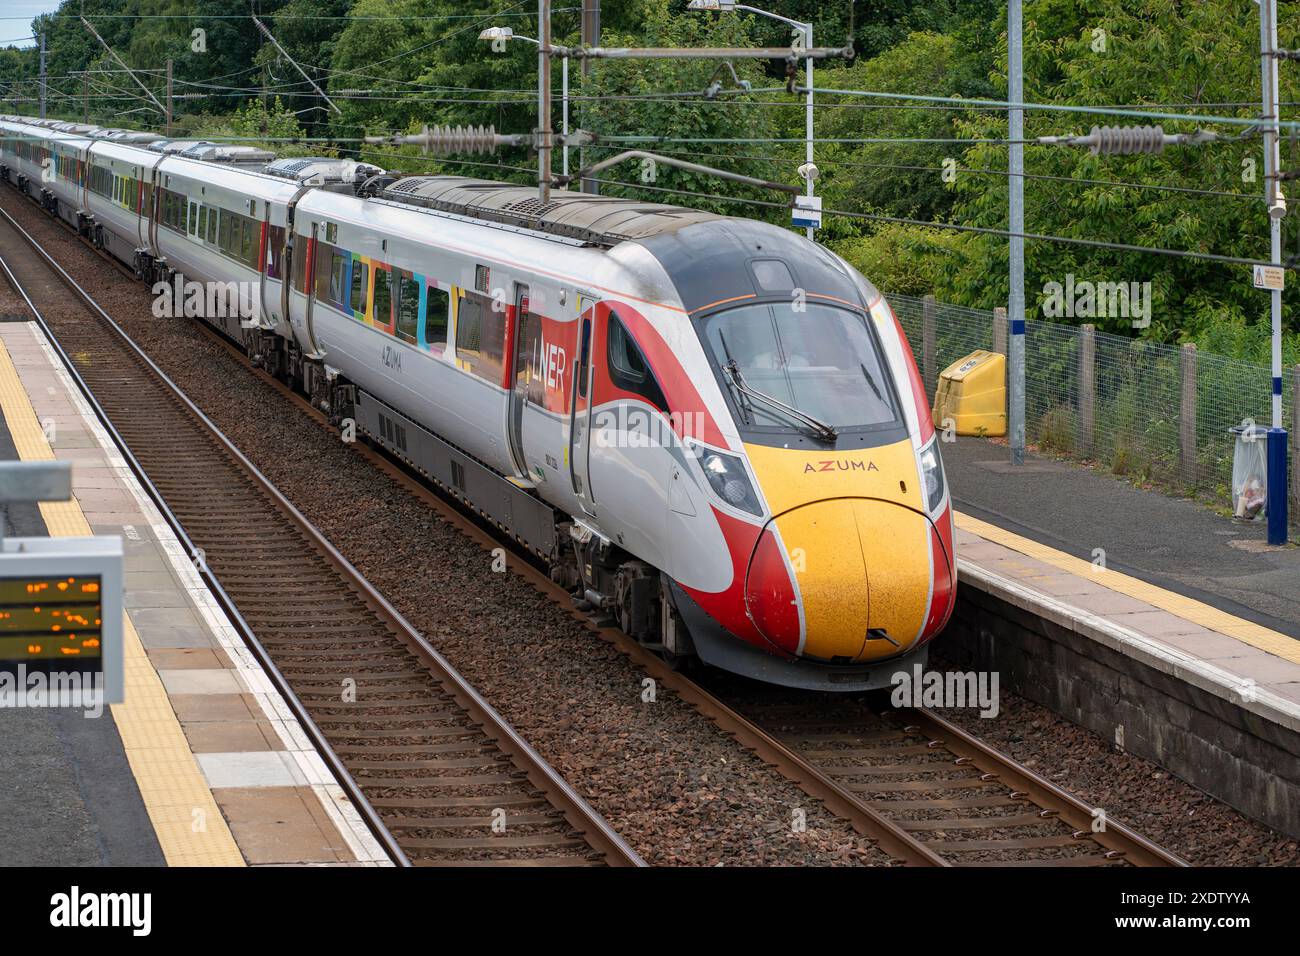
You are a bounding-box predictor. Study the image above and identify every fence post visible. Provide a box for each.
[993,306,1007,356]
[1292,364,1300,520]
[1179,343,1198,486]
[1078,324,1095,457]
[922,294,936,393]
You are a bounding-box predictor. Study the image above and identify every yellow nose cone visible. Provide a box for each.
[763,498,933,663]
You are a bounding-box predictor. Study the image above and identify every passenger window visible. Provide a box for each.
[456,292,482,352]
[267,225,284,277]
[396,274,419,344]
[372,268,392,328]
[350,260,368,314]
[220,210,234,253]
[484,307,506,373]
[426,286,450,347]
[313,240,333,300]
[242,218,257,266]
[292,236,309,291]
[607,313,668,411]
[328,251,348,308]
[454,291,503,381]
[207,207,218,245]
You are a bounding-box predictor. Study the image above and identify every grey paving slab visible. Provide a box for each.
[196,751,307,789]
[135,626,216,650]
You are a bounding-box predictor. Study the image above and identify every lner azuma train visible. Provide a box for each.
[0,115,956,691]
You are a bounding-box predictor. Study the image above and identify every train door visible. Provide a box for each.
[293,221,325,359]
[147,156,164,258]
[133,167,145,249]
[507,283,532,478]
[569,298,597,516]
[256,211,271,329]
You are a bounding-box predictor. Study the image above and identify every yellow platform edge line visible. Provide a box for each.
[0,336,245,867]
[955,511,1300,666]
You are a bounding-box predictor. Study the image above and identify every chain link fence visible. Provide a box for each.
[889,293,1298,519]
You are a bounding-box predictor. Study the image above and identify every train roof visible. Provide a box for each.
[177,142,277,165]
[101,130,165,144]
[146,138,213,154]
[381,175,726,247]
[264,156,384,184]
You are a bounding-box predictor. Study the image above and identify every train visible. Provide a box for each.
[0,114,956,691]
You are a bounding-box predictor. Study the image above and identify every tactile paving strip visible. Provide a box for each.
[0,339,246,867]
[956,511,1300,664]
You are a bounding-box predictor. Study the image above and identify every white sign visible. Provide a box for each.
[1253,264,1285,291]
[792,194,822,229]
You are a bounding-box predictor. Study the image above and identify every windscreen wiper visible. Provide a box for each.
[724,361,838,442]
[717,332,754,425]
[860,363,886,405]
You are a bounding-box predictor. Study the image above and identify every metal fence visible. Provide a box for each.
[889,293,1299,517]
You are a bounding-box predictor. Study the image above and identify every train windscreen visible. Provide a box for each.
[701,302,901,433]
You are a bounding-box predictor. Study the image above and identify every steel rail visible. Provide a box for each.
[0,198,642,867]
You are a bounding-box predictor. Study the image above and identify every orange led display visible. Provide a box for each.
[0,575,103,662]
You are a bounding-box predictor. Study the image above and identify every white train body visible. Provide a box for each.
[0,115,956,691]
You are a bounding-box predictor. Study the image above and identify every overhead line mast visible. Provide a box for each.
[1259,0,1289,545]
[372,1,852,207]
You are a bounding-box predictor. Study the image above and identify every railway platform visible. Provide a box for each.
[0,317,390,866]
[942,434,1300,838]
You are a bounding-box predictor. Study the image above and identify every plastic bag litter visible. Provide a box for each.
[1229,422,1268,520]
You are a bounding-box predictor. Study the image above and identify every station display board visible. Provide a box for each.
[0,537,122,706]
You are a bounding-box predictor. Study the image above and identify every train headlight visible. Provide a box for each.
[919,439,947,512]
[698,448,763,517]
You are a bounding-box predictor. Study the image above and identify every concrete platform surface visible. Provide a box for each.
[945,434,1300,637]
[0,321,389,867]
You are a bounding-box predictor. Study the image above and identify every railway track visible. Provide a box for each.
[0,184,1186,868]
[0,203,642,868]
[722,692,1185,866]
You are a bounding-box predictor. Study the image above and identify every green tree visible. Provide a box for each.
[816,31,972,229]
[835,0,1300,355]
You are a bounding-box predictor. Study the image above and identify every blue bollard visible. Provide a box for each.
[1267,427,1289,545]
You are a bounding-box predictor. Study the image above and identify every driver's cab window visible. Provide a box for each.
[607,312,668,412]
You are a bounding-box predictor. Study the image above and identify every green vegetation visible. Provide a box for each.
[1,0,1296,358]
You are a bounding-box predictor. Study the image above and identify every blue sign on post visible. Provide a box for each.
[791,195,821,230]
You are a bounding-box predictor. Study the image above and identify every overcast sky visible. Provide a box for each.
[2,2,65,49]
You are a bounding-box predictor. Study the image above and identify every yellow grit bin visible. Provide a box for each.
[931,349,1007,437]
